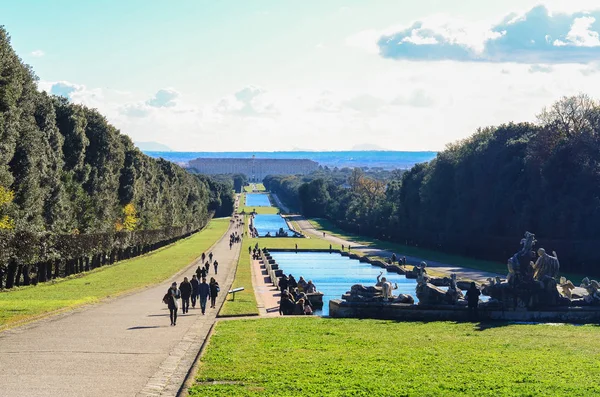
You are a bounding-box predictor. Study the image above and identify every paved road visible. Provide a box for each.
[295,217,501,283]
[0,220,242,397]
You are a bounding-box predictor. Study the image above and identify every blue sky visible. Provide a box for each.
[4,0,600,151]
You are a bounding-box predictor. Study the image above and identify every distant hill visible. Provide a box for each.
[135,141,172,151]
[351,143,384,151]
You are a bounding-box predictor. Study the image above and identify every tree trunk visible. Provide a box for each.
[14,264,23,286]
[22,265,31,286]
[6,261,17,289]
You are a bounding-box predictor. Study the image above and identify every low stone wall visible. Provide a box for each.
[329,299,600,323]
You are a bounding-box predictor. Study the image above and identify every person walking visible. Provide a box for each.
[205,261,210,275]
[198,277,210,314]
[179,277,192,314]
[190,275,199,308]
[201,252,206,263]
[213,260,219,275]
[195,265,202,281]
[163,282,180,326]
[209,277,220,308]
[209,252,213,262]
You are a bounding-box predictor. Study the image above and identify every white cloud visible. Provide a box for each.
[30,50,44,57]
[391,89,435,107]
[376,5,600,64]
[146,88,179,107]
[345,29,380,54]
[528,64,554,73]
[554,16,600,47]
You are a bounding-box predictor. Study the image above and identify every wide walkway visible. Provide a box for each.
[0,220,242,397]
[295,217,501,283]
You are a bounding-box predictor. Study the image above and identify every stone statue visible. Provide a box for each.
[533,248,559,281]
[445,273,464,304]
[415,261,429,284]
[507,232,537,283]
[580,278,600,304]
[559,277,575,300]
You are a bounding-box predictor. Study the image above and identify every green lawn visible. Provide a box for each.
[0,218,230,328]
[219,231,259,317]
[189,317,600,396]
[239,206,280,215]
[248,237,335,250]
[244,183,266,192]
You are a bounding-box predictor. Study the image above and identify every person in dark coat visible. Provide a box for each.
[164,282,180,326]
[287,274,298,292]
[198,277,210,314]
[200,264,207,279]
[213,260,219,275]
[190,275,199,308]
[196,265,202,280]
[278,275,288,293]
[179,277,192,314]
[465,282,481,321]
[209,277,220,308]
[279,291,295,315]
[204,261,210,275]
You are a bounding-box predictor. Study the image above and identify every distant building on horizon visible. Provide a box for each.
[188,156,319,181]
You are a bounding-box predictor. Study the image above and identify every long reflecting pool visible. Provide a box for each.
[270,252,419,316]
[245,193,271,207]
[252,214,291,236]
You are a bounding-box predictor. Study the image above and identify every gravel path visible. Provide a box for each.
[0,220,242,397]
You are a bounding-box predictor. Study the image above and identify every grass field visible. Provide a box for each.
[219,224,259,317]
[0,218,230,328]
[244,183,266,192]
[189,317,600,396]
[248,236,336,250]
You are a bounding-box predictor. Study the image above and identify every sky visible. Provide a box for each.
[4,0,600,151]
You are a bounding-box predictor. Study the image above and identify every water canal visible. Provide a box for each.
[245,193,271,207]
[252,214,292,236]
[270,252,420,316]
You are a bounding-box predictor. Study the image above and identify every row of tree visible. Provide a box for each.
[0,27,233,288]
[265,95,600,275]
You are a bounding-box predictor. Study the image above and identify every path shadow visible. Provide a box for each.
[266,307,279,313]
[127,326,162,330]
[147,314,169,317]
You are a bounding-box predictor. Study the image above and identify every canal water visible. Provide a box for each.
[245,193,271,207]
[252,214,291,236]
[270,252,420,316]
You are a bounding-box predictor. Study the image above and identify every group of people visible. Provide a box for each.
[389,253,407,266]
[278,274,317,294]
[229,231,241,249]
[278,274,317,315]
[162,252,221,326]
[250,244,262,260]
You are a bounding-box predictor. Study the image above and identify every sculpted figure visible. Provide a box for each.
[533,248,559,281]
[415,262,429,284]
[559,277,575,300]
[580,278,600,303]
